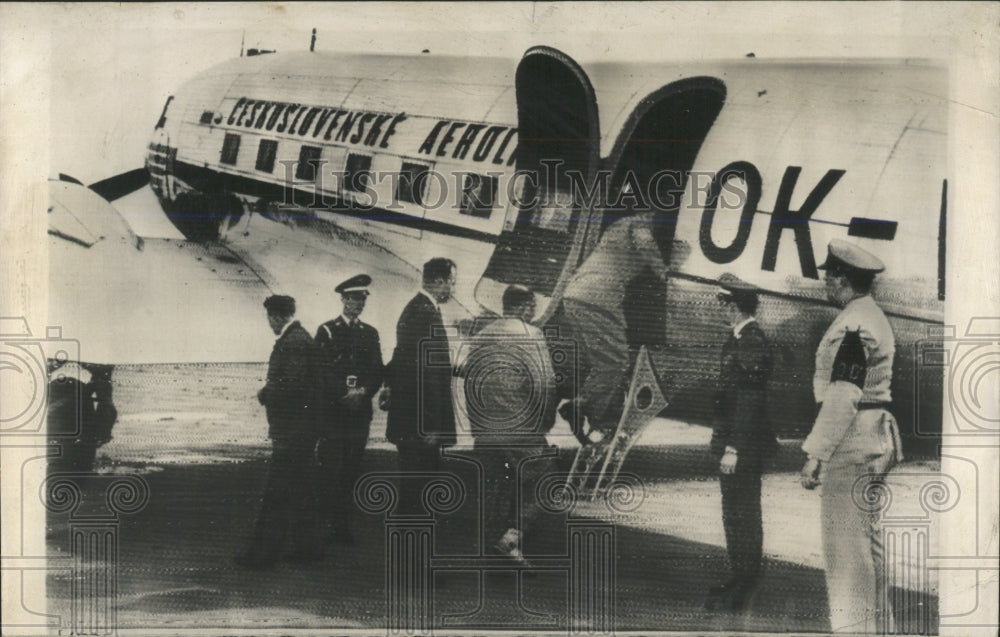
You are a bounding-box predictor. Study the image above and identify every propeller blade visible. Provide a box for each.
[89,168,150,202]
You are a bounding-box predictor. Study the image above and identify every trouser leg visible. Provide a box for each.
[822,461,888,633]
[332,430,370,530]
[396,441,441,516]
[562,299,629,431]
[287,439,322,555]
[720,469,763,582]
[316,437,339,536]
[515,447,554,540]
[478,447,511,547]
[247,438,303,561]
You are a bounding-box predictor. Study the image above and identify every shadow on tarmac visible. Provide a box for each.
[46,446,936,633]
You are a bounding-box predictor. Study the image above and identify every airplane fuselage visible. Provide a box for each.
[146,48,946,451]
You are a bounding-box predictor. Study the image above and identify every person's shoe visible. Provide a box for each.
[705,577,741,610]
[720,579,757,612]
[559,400,591,446]
[492,528,533,568]
[233,550,276,571]
[708,577,740,596]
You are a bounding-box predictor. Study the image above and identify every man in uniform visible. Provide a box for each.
[458,284,558,565]
[383,258,459,515]
[236,295,321,569]
[706,274,776,611]
[315,274,383,545]
[800,240,903,633]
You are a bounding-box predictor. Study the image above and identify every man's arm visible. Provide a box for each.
[802,328,868,462]
[388,299,425,391]
[630,221,670,280]
[730,329,770,454]
[366,329,384,400]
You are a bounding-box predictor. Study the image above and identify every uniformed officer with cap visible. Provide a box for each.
[800,239,903,633]
[705,273,775,611]
[315,274,383,545]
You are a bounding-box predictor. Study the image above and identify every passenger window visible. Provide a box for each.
[344,153,372,192]
[256,139,278,173]
[460,173,498,219]
[296,145,323,181]
[397,161,431,207]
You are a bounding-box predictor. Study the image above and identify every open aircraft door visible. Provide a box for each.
[474,47,600,322]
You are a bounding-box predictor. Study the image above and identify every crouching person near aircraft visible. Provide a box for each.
[560,214,689,443]
[47,361,118,475]
[457,284,558,565]
[236,295,322,570]
[315,274,383,546]
[800,240,903,634]
[705,274,776,612]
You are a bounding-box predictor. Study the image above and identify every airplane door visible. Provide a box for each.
[475,47,600,322]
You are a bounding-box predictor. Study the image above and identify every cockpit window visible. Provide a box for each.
[220,133,241,165]
[155,96,174,130]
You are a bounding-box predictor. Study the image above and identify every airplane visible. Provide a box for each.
[48,45,946,467]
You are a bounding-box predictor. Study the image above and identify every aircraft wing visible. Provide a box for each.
[48,178,456,367]
[48,179,274,364]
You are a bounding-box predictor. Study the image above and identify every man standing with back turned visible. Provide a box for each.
[236,294,321,570]
[561,215,689,443]
[383,258,459,515]
[800,239,903,634]
[459,284,558,565]
[706,273,775,611]
[316,274,383,545]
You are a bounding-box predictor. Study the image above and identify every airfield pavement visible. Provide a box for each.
[45,362,941,633]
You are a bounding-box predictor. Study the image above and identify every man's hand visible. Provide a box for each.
[377,387,391,411]
[800,457,822,490]
[719,449,738,475]
[341,387,367,409]
[457,318,475,338]
[423,432,446,448]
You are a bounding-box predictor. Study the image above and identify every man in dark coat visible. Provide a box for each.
[315,274,383,544]
[236,295,321,569]
[383,258,458,515]
[706,274,776,610]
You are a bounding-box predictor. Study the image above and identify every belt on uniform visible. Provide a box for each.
[858,402,891,410]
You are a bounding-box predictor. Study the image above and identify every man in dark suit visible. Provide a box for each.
[315,274,383,545]
[236,295,321,570]
[383,258,458,515]
[706,274,776,610]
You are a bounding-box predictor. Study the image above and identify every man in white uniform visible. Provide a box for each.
[800,239,903,633]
